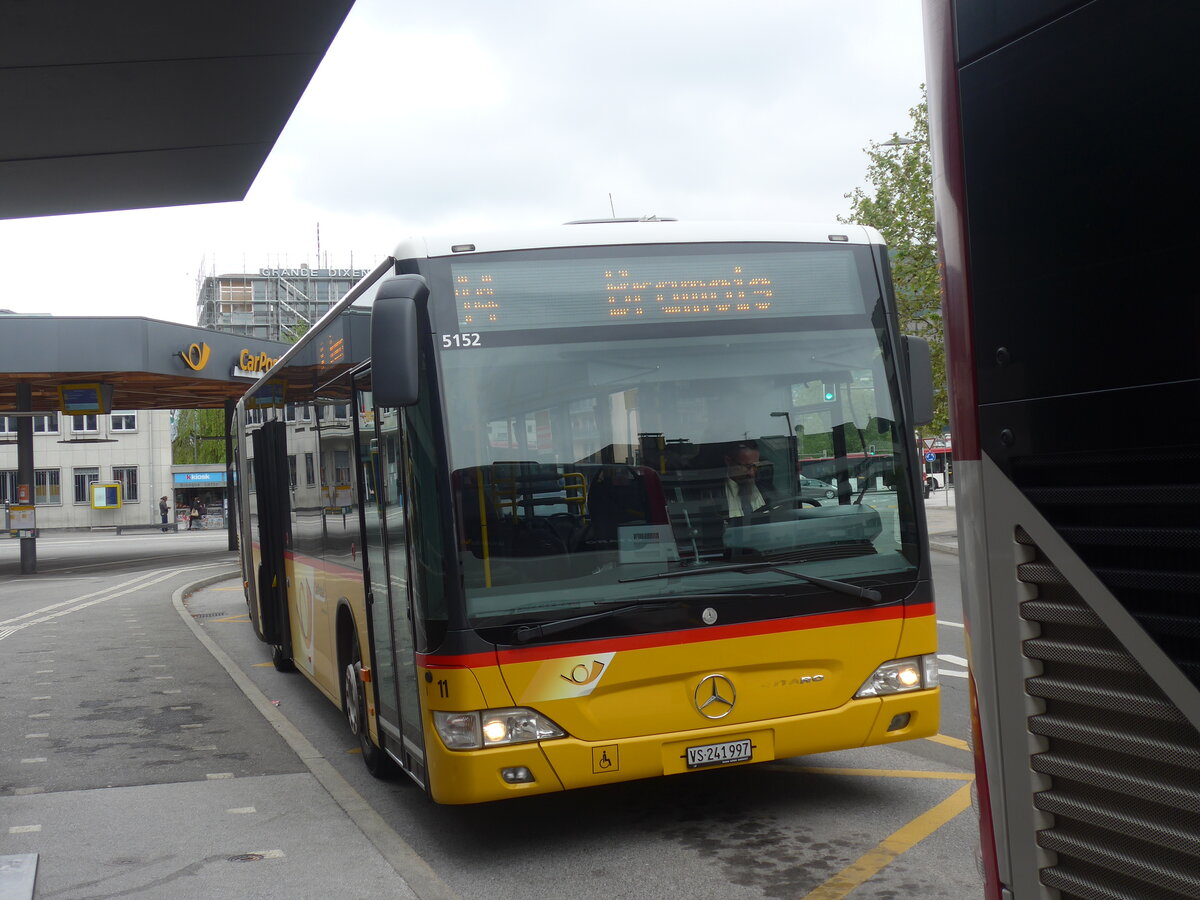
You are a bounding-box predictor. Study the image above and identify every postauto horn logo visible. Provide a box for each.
[181,343,211,371]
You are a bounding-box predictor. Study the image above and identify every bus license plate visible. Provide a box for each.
[686,738,752,768]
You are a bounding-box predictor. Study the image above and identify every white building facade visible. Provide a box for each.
[1,409,175,530]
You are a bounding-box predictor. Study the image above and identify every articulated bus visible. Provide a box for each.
[233,219,940,804]
[925,1,1200,896]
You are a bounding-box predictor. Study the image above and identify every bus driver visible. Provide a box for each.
[724,442,767,519]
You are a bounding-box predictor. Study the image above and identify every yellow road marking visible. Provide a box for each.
[211,587,244,592]
[252,662,274,667]
[214,614,250,623]
[801,783,973,900]
[927,733,970,752]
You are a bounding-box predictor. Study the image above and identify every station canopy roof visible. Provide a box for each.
[0,316,288,412]
[0,1,354,220]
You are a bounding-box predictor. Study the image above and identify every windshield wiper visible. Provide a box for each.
[621,561,883,603]
[512,599,686,644]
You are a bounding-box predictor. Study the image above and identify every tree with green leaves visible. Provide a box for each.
[172,407,227,464]
[842,88,948,435]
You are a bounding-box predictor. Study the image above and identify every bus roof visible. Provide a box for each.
[390,220,885,260]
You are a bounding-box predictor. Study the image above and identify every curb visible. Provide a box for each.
[172,572,458,900]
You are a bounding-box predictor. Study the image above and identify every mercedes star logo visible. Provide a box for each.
[694,674,737,719]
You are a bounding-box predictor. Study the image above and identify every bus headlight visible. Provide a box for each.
[433,708,566,750]
[854,655,940,698]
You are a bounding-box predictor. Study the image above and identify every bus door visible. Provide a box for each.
[250,419,292,657]
[354,374,425,783]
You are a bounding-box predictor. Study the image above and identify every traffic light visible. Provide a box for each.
[822,384,837,402]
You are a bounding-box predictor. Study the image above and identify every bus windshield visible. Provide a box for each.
[434,242,920,625]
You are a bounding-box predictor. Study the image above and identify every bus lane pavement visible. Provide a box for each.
[190,570,982,900]
[0,536,419,900]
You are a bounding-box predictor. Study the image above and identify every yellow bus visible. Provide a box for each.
[233,219,940,804]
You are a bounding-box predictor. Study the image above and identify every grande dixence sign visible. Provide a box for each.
[258,267,369,278]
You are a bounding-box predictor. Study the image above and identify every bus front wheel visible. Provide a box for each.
[342,633,391,777]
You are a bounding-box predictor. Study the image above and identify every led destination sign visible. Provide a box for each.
[450,247,867,332]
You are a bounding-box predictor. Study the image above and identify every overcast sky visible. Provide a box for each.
[0,1,928,325]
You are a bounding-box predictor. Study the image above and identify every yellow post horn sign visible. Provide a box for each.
[181,343,211,371]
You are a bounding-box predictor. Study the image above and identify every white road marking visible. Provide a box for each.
[938,653,969,667]
[0,563,230,643]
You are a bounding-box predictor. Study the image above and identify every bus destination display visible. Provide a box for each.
[450,247,866,332]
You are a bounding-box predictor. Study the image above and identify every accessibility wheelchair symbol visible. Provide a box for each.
[592,745,619,774]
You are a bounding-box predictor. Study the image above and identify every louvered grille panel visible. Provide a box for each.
[1011,446,1200,689]
[1042,857,1200,900]
[1037,821,1200,898]
[1019,538,1200,897]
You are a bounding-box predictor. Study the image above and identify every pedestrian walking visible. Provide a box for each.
[188,499,200,530]
[159,496,170,532]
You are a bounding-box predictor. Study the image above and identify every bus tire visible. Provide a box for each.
[343,632,391,778]
[271,644,295,672]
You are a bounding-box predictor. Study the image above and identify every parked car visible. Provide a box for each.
[799,477,836,500]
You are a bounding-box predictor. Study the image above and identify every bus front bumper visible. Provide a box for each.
[425,688,939,804]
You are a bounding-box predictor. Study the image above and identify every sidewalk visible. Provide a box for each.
[0,567,433,900]
[923,486,959,555]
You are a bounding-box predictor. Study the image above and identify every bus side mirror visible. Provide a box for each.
[371,275,428,408]
[903,335,934,426]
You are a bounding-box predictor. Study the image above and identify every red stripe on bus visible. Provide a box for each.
[419,603,935,668]
[925,0,981,463]
[281,549,363,577]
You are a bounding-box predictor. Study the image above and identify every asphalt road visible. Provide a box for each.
[2,525,979,899]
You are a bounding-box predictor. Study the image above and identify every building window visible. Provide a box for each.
[72,415,98,434]
[0,417,14,434]
[219,281,253,314]
[110,411,137,432]
[74,467,99,503]
[287,455,297,488]
[35,469,61,505]
[305,452,315,486]
[333,450,351,485]
[32,414,58,434]
[1,470,16,502]
[113,466,139,502]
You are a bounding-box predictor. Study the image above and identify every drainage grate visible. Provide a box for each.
[192,612,228,619]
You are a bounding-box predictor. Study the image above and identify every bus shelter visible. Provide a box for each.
[0,315,287,573]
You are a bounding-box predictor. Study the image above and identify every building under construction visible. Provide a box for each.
[195,263,372,342]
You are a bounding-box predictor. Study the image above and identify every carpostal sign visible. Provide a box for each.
[177,341,280,379]
[233,348,280,379]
